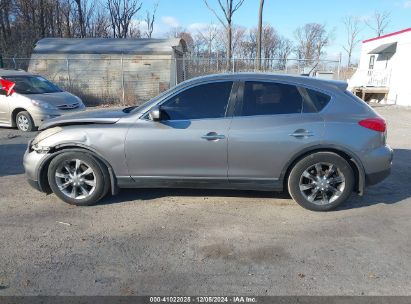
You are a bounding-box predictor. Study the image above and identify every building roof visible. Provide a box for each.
[0,69,32,77]
[368,42,397,54]
[363,28,411,43]
[32,38,187,55]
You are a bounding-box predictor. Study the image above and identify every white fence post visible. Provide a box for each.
[182,55,186,82]
[66,58,71,88]
[121,54,125,105]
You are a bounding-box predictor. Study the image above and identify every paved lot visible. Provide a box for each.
[0,106,411,296]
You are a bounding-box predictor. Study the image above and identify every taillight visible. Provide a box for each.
[358,118,386,132]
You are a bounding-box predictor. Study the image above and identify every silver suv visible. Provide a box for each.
[0,69,85,131]
[23,73,393,211]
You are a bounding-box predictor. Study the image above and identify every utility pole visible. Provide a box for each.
[256,0,265,70]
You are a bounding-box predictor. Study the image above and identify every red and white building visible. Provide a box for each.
[349,28,411,106]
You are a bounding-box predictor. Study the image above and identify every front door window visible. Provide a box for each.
[160,81,233,120]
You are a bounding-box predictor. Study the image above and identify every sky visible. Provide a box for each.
[137,0,411,63]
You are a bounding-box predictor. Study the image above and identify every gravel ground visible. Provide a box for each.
[0,106,410,296]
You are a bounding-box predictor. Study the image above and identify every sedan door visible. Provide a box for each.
[125,81,236,187]
[0,90,10,124]
[227,81,326,189]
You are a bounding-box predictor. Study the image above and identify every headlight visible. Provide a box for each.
[75,96,85,107]
[31,100,58,110]
[32,127,63,146]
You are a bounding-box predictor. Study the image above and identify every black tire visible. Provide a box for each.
[287,152,354,211]
[47,151,110,206]
[16,111,35,132]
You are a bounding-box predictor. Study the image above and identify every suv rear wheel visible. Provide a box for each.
[287,152,354,211]
[47,151,110,206]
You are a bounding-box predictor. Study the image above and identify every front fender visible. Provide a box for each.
[36,146,119,195]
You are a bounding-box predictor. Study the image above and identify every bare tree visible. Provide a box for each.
[87,2,111,37]
[145,1,158,38]
[277,36,293,69]
[342,15,361,67]
[0,0,12,43]
[238,29,257,58]
[196,23,219,57]
[74,0,86,37]
[167,27,195,53]
[166,26,186,38]
[365,11,390,37]
[256,0,264,69]
[203,0,246,66]
[295,23,330,65]
[107,0,142,38]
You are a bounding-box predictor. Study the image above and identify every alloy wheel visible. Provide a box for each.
[55,159,96,200]
[17,115,30,131]
[299,162,346,205]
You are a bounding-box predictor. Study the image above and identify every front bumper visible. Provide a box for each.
[31,105,86,127]
[23,145,50,193]
[27,177,42,192]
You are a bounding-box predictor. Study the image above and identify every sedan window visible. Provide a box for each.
[2,75,62,94]
[160,81,233,120]
[236,81,303,116]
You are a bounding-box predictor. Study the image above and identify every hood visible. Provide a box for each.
[29,91,81,106]
[39,108,128,130]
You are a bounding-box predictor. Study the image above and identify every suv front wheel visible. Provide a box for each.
[287,152,354,211]
[47,151,110,206]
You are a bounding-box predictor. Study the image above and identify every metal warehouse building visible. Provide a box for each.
[28,38,188,105]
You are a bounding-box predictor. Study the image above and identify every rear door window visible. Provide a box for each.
[235,81,303,116]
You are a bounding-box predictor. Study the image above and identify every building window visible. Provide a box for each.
[369,55,375,70]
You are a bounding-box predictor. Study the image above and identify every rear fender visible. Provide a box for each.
[280,145,366,195]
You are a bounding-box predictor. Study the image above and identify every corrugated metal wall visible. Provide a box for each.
[28,54,174,105]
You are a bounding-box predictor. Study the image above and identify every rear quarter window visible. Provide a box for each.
[300,87,332,112]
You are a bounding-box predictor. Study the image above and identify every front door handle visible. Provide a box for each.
[289,129,314,138]
[201,132,225,141]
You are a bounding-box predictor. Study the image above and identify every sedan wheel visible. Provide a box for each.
[288,152,354,211]
[16,111,35,132]
[48,151,110,206]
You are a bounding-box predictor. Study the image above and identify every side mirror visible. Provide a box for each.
[148,106,161,121]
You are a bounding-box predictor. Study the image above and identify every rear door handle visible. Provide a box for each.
[289,129,314,138]
[201,132,225,141]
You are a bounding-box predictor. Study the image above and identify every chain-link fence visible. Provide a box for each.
[1,56,342,106]
[178,57,342,81]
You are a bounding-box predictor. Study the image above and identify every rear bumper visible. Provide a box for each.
[364,145,393,186]
[366,167,391,186]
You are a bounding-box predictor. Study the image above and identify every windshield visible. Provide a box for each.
[2,75,63,94]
